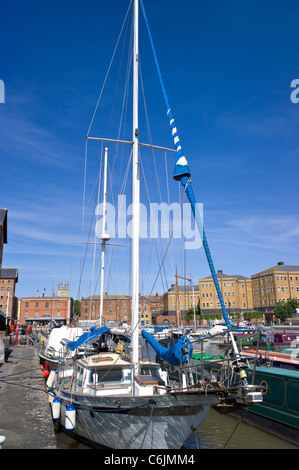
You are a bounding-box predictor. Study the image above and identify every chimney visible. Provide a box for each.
[277,261,284,266]
[217,270,223,274]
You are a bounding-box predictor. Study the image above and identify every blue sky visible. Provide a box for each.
[0,0,298,300]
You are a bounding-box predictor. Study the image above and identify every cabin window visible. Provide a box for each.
[140,366,160,377]
[92,368,123,383]
[77,366,84,387]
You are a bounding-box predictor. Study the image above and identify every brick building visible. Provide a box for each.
[0,209,7,271]
[251,261,299,322]
[162,284,200,326]
[199,270,253,314]
[81,294,131,325]
[139,294,164,326]
[0,268,18,319]
[18,283,73,326]
[81,292,164,326]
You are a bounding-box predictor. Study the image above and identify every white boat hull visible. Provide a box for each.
[55,390,215,449]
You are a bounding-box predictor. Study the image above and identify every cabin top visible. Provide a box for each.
[78,352,159,369]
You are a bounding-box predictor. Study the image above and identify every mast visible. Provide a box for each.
[175,267,181,328]
[99,147,110,326]
[131,0,140,377]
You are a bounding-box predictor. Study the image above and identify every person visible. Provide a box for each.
[9,324,15,345]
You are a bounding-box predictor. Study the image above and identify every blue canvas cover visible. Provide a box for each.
[67,327,110,351]
[141,329,193,366]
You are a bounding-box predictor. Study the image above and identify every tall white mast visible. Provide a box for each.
[131,0,140,378]
[99,147,110,326]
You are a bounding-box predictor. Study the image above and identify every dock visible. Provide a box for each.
[0,345,57,449]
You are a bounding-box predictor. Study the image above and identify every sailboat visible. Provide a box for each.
[51,0,263,449]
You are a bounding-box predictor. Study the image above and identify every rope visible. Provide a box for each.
[223,412,246,449]
[86,0,133,137]
[148,178,191,297]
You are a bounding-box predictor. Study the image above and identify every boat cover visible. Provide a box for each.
[67,327,110,351]
[141,329,193,366]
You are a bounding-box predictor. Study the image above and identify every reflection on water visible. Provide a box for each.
[55,336,299,450]
[183,409,298,449]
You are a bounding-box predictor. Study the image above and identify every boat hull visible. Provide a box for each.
[246,365,299,430]
[54,389,216,449]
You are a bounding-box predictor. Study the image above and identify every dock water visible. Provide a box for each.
[0,345,57,449]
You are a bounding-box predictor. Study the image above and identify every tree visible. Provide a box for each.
[243,311,264,321]
[274,298,299,323]
[73,300,81,316]
[185,307,200,323]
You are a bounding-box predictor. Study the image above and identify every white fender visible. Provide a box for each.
[65,405,76,431]
[51,397,61,420]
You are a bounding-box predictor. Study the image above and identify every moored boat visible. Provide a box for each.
[251,332,299,351]
[39,325,84,371]
[49,0,263,449]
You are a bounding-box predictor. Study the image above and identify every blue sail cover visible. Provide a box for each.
[67,327,110,351]
[141,330,193,366]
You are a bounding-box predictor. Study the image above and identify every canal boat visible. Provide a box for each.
[51,0,263,449]
[241,348,299,371]
[191,335,299,439]
[251,332,299,351]
[245,363,299,434]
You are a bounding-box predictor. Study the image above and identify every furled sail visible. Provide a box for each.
[67,326,110,351]
[141,329,193,366]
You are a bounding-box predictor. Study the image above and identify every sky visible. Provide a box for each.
[0,0,299,300]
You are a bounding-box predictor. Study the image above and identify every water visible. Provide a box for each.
[55,408,298,449]
[55,338,299,450]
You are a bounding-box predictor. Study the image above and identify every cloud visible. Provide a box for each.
[0,92,80,170]
[207,210,299,255]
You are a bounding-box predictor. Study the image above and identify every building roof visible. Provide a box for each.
[82,294,131,300]
[0,267,18,282]
[200,270,250,281]
[252,262,299,277]
[0,209,7,243]
[167,284,198,293]
[19,295,71,300]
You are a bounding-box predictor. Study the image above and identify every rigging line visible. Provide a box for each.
[107,40,133,212]
[149,179,191,298]
[87,146,104,301]
[165,150,175,277]
[86,0,133,137]
[78,138,88,299]
[109,13,134,188]
[106,3,132,141]
[77,149,103,298]
[99,149,133,296]
[139,62,171,291]
[139,152,167,295]
[78,150,104,300]
[90,144,104,301]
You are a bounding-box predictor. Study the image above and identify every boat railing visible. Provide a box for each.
[174,328,265,389]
